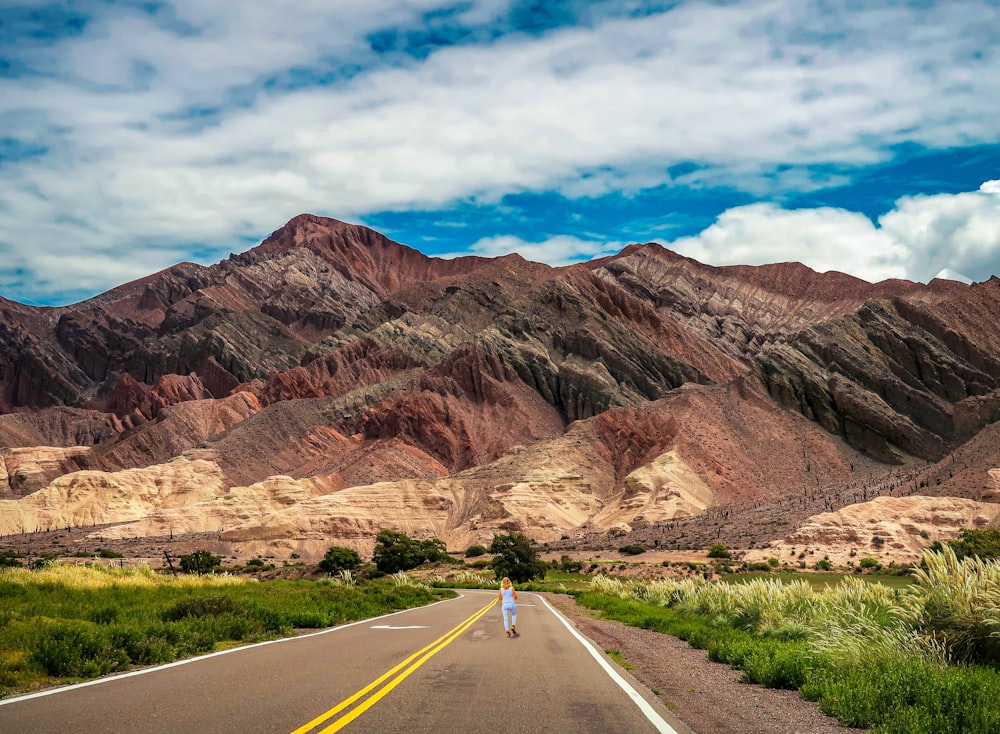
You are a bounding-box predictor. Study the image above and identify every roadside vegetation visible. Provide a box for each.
[0,562,451,698]
[575,546,1000,734]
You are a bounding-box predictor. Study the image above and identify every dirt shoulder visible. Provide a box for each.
[544,593,866,734]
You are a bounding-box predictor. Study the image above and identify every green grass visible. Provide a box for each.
[576,548,1000,734]
[721,570,915,590]
[604,648,634,670]
[0,564,452,697]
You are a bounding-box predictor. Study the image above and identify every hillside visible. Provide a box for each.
[1,214,998,564]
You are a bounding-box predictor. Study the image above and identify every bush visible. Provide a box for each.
[318,546,362,575]
[619,545,646,556]
[560,555,584,573]
[946,528,1000,561]
[97,549,124,559]
[465,544,487,558]
[858,557,881,570]
[0,551,24,568]
[814,558,832,571]
[32,622,129,678]
[373,530,446,573]
[707,543,731,559]
[178,550,222,575]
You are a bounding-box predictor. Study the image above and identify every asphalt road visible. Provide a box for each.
[0,590,691,734]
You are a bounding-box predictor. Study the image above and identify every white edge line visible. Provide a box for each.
[535,593,679,734]
[0,593,466,706]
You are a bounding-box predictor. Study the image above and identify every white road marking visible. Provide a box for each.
[535,593,680,734]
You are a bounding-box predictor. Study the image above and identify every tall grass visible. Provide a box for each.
[0,563,451,697]
[578,548,1000,734]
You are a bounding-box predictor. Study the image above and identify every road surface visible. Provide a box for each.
[0,590,691,733]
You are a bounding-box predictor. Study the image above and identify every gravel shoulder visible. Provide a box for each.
[544,593,867,734]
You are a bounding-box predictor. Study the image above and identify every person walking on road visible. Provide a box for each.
[498,577,518,637]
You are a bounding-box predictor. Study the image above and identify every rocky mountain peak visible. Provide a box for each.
[1,215,997,563]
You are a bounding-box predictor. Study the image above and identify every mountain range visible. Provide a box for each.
[2,214,999,564]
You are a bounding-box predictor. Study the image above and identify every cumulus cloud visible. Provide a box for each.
[1,0,999,302]
[668,184,1000,284]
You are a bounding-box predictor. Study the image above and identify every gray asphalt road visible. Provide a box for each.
[0,590,690,734]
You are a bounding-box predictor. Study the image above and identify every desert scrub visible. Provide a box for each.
[0,563,451,697]
[578,549,1000,733]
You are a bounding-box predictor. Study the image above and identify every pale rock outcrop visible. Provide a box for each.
[748,495,1000,567]
[594,449,713,532]
[95,473,345,540]
[0,452,226,535]
[985,469,1000,501]
[0,446,91,499]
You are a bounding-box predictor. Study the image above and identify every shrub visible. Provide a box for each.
[32,622,129,678]
[373,530,446,573]
[858,557,881,570]
[707,543,731,559]
[97,549,124,559]
[560,555,584,573]
[619,545,646,556]
[465,544,487,558]
[814,558,832,571]
[318,546,362,575]
[178,550,222,575]
[28,553,57,570]
[947,527,1000,561]
[0,551,24,568]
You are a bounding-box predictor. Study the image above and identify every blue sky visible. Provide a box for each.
[2,0,999,307]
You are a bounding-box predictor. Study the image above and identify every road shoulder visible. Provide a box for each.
[544,593,866,734]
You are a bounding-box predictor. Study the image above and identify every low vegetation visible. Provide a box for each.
[0,562,451,697]
[577,546,1000,733]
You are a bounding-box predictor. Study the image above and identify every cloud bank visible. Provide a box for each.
[1,0,998,303]
[669,181,1000,284]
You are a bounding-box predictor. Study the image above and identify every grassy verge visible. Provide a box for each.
[573,548,1000,734]
[0,564,452,697]
[721,570,915,590]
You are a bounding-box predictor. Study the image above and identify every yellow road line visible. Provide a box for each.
[291,598,496,734]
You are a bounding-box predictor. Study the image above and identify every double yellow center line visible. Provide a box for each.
[290,598,497,734]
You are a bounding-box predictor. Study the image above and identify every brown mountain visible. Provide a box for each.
[1,214,998,563]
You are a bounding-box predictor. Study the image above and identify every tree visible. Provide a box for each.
[372,530,447,573]
[318,546,362,575]
[707,543,731,559]
[948,528,1000,560]
[489,531,546,583]
[179,549,222,575]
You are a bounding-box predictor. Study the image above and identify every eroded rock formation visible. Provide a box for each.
[1,213,998,562]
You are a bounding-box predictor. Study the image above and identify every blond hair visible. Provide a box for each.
[500,577,512,589]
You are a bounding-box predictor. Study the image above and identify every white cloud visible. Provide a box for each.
[1,0,1000,302]
[667,184,1000,284]
[668,204,909,282]
[457,235,623,267]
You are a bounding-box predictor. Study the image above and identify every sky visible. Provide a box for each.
[2,1,1000,307]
